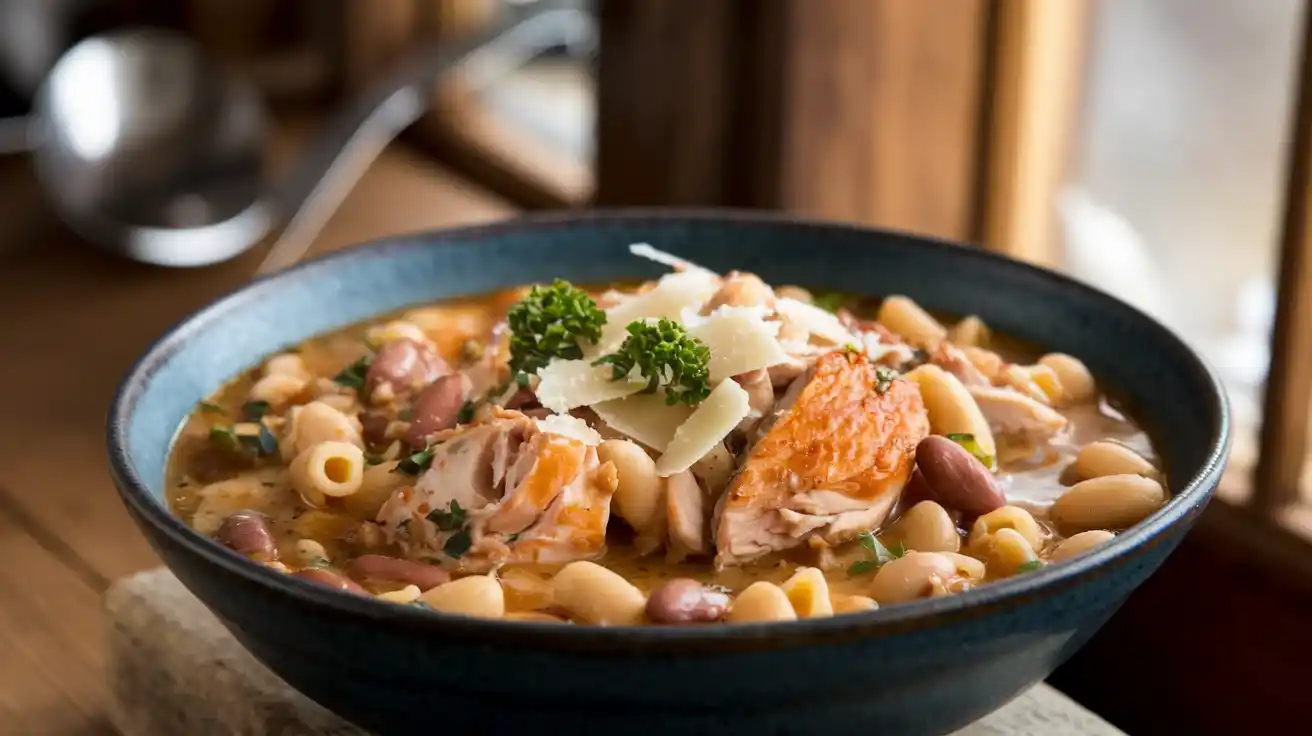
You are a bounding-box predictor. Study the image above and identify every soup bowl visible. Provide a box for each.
[108,211,1229,735]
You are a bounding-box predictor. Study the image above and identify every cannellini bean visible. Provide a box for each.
[726,582,797,623]
[780,567,833,618]
[877,295,947,346]
[248,372,308,408]
[970,505,1046,550]
[551,561,647,625]
[503,611,568,623]
[295,539,328,565]
[896,501,961,553]
[1038,353,1096,403]
[598,439,664,533]
[947,315,990,348]
[830,594,879,614]
[903,365,997,459]
[1051,474,1166,530]
[1073,441,1156,480]
[419,576,505,619]
[376,585,422,604]
[265,353,310,379]
[868,552,957,604]
[1050,530,1116,562]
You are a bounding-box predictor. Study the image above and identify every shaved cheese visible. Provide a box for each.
[591,393,694,451]
[535,359,647,413]
[588,269,722,357]
[655,380,751,477]
[688,309,790,383]
[629,243,716,276]
[535,414,601,446]
[776,297,858,345]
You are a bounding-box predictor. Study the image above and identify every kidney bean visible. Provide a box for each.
[344,555,451,591]
[407,374,468,448]
[215,510,278,562]
[291,568,367,595]
[645,579,731,624]
[502,386,539,411]
[366,339,449,397]
[358,410,392,447]
[914,435,1006,515]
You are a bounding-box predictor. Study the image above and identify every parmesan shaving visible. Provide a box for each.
[591,393,694,452]
[628,243,716,276]
[688,308,790,383]
[776,297,858,345]
[534,359,647,413]
[655,379,751,477]
[535,414,602,446]
[588,269,722,357]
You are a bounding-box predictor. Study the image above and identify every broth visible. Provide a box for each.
[168,252,1164,625]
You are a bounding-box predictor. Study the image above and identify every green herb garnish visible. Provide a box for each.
[395,445,436,475]
[506,279,607,376]
[242,400,271,421]
[1017,560,1045,573]
[514,371,532,387]
[208,424,277,457]
[874,366,898,394]
[456,400,476,424]
[593,318,711,406]
[198,401,225,414]
[363,452,385,466]
[333,355,372,389]
[426,500,467,531]
[811,291,857,313]
[443,528,472,559]
[945,432,997,471]
[847,532,906,576]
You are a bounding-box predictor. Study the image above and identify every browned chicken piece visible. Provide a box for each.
[714,351,931,568]
[967,385,1068,443]
[377,409,618,573]
[929,341,991,387]
[666,470,711,561]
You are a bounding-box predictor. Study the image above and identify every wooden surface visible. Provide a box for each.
[1255,2,1312,513]
[105,568,1124,736]
[0,136,513,735]
[595,0,988,242]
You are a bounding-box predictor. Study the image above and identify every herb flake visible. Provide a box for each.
[874,365,898,394]
[333,355,372,390]
[242,400,271,421]
[1017,560,1045,573]
[456,400,476,424]
[848,532,906,576]
[945,432,997,471]
[811,291,857,314]
[395,445,436,475]
[443,528,472,559]
[198,401,225,414]
[426,500,467,531]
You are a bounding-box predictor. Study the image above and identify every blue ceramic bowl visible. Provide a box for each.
[108,211,1230,735]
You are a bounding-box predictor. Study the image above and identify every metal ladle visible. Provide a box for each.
[27,6,591,272]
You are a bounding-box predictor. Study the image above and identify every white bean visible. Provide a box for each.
[1050,530,1116,562]
[779,567,833,618]
[1038,353,1096,404]
[868,552,956,604]
[1051,474,1166,530]
[878,295,947,346]
[1073,441,1155,480]
[419,576,505,618]
[598,440,664,533]
[897,501,961,553]
[726,582,797,623]
[903,364,997,459]
[551,561,646,625]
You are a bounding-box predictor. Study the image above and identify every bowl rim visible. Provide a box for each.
[107,208,1231,653]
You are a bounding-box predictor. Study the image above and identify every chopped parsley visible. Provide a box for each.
[394,445,436,475]
[874,365,898,394]
[1017,560,1045,573]
[847,532,906,576]
[506,279,607,376]
[811,291,857,313]
[426,500,467,531]
[456,400,476,424]
[443,528,472,559]
[945,432,997,472]
[209,424,277,457]
[594,318,711,406]
[363,452,385,466]
[241,400,271,421]
[333,354,372,390]
[514,371,532,387]
[198,401,225,414]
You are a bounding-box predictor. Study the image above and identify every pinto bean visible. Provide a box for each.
[344,555,451,591]
[406,374,468,448]
[365,339,449,397]
[215,510,278,562]
[292,568,367,594]
[645,579,730,624]
[915,435,1006,515]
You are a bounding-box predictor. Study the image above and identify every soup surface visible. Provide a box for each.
[169,245,1165,625]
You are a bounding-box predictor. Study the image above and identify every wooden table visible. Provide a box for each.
[0,133,514,734]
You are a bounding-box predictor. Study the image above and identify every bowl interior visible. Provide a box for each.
[110,211,1229,624]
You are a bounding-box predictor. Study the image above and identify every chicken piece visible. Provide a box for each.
[377,409,618,573]
[994,364,1051,404]
[702,271,775,314]
[967,385,1068,443]
[930,341,991,387]
[733,368,775,434]
[714,351,931,568]
[666,471,711,561]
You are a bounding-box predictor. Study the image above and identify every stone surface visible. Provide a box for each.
[104,568,1124,736]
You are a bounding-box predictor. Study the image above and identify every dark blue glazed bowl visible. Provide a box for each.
[108,211,1229,735]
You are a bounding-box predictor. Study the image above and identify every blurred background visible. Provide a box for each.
[1,0,1310,733]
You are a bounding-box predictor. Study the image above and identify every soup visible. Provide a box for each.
[168,245,1165,625]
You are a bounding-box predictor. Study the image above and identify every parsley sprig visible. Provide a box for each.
[594,318,711,406]
[506,279,607,376]
[847,532,906,576]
